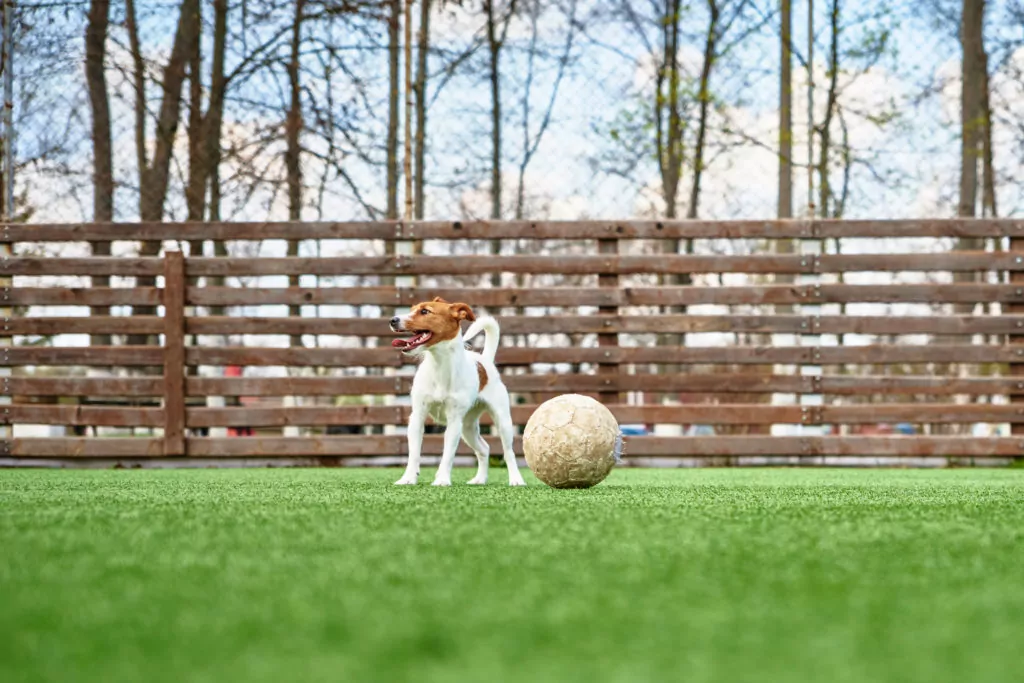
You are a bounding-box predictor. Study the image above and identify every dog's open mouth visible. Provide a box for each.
[392,331,433,352]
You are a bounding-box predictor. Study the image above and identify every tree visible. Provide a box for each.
[414,0,432,219]
[958,0,986,219]
[125,0,202,345]
[778,0,792,221]
[514,0,577,220]
[387,0,401,220]
[817,0,841,218]
[953,0,989,329]
[686,0,722,220]
[84,0,113,347]
[484,0,517,221]
[286,0,306,348]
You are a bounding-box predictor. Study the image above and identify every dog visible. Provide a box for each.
[389,297,527,487]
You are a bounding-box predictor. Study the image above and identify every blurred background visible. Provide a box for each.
[7,0,1023,225]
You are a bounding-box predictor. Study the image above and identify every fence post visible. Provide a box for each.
[163,250,186,456]
[0,0,12,444]
[1011,236,1024,438]
[598,235,619,405]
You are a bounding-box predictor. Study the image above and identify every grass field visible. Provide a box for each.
[2,468,1023,683]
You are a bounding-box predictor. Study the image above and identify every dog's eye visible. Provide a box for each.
[420,309,429,315]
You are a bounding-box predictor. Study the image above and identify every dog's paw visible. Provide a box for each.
[430,478,452,487]
[394,475,419,486]
[467,475,488,485]
[508,477,527,487]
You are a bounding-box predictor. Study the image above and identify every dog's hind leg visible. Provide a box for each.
[432,410,466,487]
[462,410,490,485]
[490,401,526,487]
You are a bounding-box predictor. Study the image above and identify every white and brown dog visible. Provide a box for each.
[389,297,527,487]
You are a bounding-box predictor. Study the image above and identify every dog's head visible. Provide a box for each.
[389,297,475,356]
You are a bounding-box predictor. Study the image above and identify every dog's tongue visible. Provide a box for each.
[392,331,431,350]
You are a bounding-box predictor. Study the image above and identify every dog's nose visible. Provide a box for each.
[390,316,400,327]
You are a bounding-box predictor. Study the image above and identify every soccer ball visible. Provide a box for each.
[523,394,623,489]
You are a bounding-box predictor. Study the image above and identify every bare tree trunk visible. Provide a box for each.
[139,0,201,223]
[403,0,414,221]
[85,0,113,347]
[950,0,987,430]
[486,0,504,223]
[686,0,718,221]
[207,0,229,317]
[778,0,793,223]
[485,0,514,287]
[128,0,201,345]
[981,50,996,218]
[771,0,796,435]
[285,0,305,349]
[817,0,839,218]
[125,0,147,186]
[414,0,431,219]
[186,0,204,267]
[658,0,683,220]
[958,0,985,220]
[652,0,685,409]
[387,0,400,221]
[955,0,986,304]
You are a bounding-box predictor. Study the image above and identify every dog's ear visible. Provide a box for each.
[432,296,448,303]
[449,303,475,322]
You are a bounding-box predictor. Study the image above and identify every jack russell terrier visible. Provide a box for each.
[389,297,527,487]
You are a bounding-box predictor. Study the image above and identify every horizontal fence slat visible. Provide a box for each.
[184,374,810,396]
[181,314,1024,337]
[184,436,427,457]
[818,376,1019,395]
[187,253,1024,276]
[821,404,1024,423]
[6,405,164,427]
[16,314,1024,337]
[10,317,164,335]
[16,282,1016,310]
[8,377,164,397]
[7,288,162,306]
[627,436,1024,457]
[6,435,1021,458]
[7,219,1023,242]
[188,255,808,276]
[6,347,163,366]
[177,344,1018,368]
[6,258,163,276]
[185,405,806,427]
[7,372,1017,401]
[173,374,1019,396]
[7,253,1019,278]
[6,438,164,457]
[8,403,1019,429]
[181,403,1024,428]
[186,284,1024,307]
[6,344,1017,369]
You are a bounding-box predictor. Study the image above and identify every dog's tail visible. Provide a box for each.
[464,315,500,363]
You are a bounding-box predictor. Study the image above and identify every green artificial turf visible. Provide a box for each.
[2,468,1023,683]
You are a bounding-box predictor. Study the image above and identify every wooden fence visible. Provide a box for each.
[3,219,1024,466]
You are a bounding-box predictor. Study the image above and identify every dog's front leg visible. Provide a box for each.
[431,413,465,487]
[395,409,425,485]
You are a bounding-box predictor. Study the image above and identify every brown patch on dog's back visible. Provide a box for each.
[476,361,488,391]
